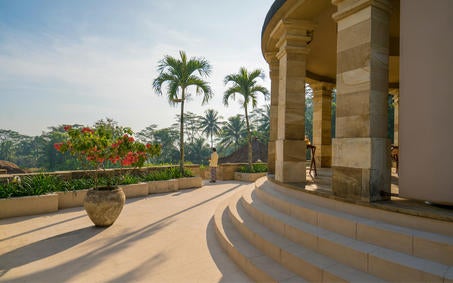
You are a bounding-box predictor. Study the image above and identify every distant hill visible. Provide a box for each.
[219,139,268,163]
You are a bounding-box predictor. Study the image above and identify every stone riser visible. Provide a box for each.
[263,178,452,237]
[213,177,453,282]
[213,189,303,282]
[256,180,453,266]
[227,190,382,282]
[243,187,450,282]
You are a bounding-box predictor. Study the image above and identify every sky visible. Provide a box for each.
[0,0,275,136]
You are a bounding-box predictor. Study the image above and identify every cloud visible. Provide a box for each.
[0,0,273,136]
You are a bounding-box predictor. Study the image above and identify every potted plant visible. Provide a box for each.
[55,124,160,227]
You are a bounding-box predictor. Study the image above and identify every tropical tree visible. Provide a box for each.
[223,67,269,172]
[173,112,200,144]
[251,104,270,143]
[0,129,25,161]
[185,137,211,165]
[151,127,180,164]
[199,109,223,147]
[153,50,212,175]
[219,115,247,154]
[136,124,158,144]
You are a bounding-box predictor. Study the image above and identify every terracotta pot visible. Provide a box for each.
[83,187,126,227]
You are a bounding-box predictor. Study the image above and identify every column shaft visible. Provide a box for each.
[312,83,333,168]
[272,21,315,183]
[265,53,279,174]
[332,0,391,201]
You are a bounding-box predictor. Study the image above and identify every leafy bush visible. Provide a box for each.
[61,178,95,192]
[237,164,268,173]
[0,174,63,198]
[143,167,193,181]
[0,166,195,198]
[117,174,142,185]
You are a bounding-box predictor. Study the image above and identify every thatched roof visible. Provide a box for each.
[0,160,25,174]
[219,139,268,163]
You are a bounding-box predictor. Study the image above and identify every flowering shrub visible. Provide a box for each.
[54,124,161,188]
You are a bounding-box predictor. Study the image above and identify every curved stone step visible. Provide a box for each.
[227,190,385,283]
[241,186,452,282]
[213,189,304,282]
[257,178,453,237]
[255,179,453,266]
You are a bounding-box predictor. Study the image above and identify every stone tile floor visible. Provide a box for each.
[1,173,451,283]
[0,181,252,283]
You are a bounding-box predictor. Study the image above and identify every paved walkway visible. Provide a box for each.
[0,181,252,283]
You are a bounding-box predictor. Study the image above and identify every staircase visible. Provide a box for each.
[213,177,453,282]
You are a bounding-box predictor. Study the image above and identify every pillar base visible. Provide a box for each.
[275,160,306,183]
[332,137,391,202]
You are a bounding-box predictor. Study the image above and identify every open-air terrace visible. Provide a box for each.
[1,168,452,282]
[0,180,252,282]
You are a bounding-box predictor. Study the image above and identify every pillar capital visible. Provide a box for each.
[270,19,316,59]
[265,52,279,78]
[332,0,392,22]
[311,82,335,93]
[264,52,279,65]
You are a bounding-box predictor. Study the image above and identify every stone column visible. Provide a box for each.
[271,20,316,183]
[390,89,399,146]
[332,0,391,201]
[312,82,334,168]
[265,52,279,175]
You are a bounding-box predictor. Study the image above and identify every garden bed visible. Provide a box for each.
[0,177,203,219]
[234,172,267,182]
[0,193,59,219]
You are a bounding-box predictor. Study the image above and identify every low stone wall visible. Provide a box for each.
[57,190,88,209]
[121,183,149,198]
[234,172,267,182]
[0,193,59,219]
[0,177,203,219]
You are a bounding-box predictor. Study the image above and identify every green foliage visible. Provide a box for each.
[143,167,193,181]
[219,115,247,152]
[0,166,197,198]
[117,174,142,185]
[61,178,95,192]
[199,109,222,147]
[0,174,62,198]
[237,164,268,173]
[55,124,161,188]
[223,67,269,172]
[153,50,213,175]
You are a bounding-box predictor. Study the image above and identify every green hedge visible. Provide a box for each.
[0,167,194,199]
[237,164,268,173]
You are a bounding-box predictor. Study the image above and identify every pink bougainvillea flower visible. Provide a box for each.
[54,142,63,151]
[81,127,94,134]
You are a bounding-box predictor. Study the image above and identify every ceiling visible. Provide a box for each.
[262,0,400,86]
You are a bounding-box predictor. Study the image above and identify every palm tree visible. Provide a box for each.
[199,109,223,148]
[223,67,269,172]
[186,137,211,165]
[219,115,247,153]
[251,104,271,143]
[153,51,212,175]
